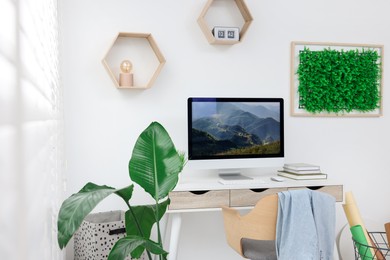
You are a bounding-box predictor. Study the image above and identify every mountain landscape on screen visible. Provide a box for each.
[191,102,281,158]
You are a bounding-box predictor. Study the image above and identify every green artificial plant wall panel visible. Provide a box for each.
[290,42,383,117]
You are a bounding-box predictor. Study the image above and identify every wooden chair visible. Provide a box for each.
[221,194,278,258]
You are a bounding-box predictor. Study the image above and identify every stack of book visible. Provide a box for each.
[277,163,327,180]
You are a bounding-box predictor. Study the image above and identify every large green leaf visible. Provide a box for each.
[125,199,170,258]
[108,235,167,260]
[129,122,184,200]
[57,182,117,249]
[115,185,134,203]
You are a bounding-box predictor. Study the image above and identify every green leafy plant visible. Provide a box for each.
[297,47,381,114]
[57,122,186,260]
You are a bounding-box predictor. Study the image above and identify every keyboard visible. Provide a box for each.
[218,178,266,186]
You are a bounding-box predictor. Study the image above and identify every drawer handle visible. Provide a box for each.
[190,190,210,195]
[250,188,269,193]
[307,186,324,190]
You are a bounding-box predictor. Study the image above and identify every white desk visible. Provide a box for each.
[165,171,343,260]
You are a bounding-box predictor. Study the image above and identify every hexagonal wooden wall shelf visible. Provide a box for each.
[102,32,166,89]
[197,0,253,45]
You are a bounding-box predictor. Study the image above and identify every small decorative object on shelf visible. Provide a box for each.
[212,26,240,41]
[119,59,133,87]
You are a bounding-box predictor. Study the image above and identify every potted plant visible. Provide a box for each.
[57,122,186,260]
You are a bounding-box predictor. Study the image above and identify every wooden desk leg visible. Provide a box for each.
[168,213,182,260]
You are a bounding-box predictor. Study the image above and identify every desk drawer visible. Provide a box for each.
[168,190,229,210]
[288,185,343,202]
[230,188,287,207]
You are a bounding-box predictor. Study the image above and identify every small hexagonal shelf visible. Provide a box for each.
[198,0,253,45]
[102,32,166,89]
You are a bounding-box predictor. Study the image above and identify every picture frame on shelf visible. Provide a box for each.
[290,41,384,117]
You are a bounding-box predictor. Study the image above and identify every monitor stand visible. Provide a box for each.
[219,173,253,181]
[218,169,253,181]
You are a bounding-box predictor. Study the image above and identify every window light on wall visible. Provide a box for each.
[0,0,64,259]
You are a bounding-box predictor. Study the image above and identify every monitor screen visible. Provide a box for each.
[188,97,284,163]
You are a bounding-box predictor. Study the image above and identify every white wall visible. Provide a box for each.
[60,0,390,259]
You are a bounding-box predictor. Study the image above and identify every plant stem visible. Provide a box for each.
[126,201,153,260]
[155,198,163,260]
[151,133,164,260]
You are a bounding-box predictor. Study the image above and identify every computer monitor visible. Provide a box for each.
[187,97,284,180]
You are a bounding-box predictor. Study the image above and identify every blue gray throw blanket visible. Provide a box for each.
[276,190,336,260]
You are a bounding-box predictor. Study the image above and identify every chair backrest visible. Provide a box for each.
[221,194,278,256]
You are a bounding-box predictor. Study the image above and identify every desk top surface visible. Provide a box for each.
[173,167,342,192]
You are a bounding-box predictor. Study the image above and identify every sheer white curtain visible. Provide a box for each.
[0,0,64,259]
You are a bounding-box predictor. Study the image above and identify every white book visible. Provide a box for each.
[277,171,327,180]
[282,167,322,174]
[283,163,320,171]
